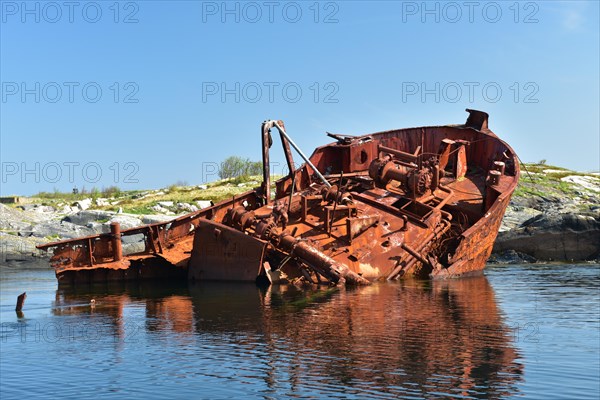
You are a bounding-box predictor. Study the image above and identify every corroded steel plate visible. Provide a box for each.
[188,219,268,282]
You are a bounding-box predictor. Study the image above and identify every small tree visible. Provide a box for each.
[219,156,260,179]
[249,161,262,176]
[102,186,121,198]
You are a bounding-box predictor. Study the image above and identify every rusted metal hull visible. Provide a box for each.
[38,109,519,286]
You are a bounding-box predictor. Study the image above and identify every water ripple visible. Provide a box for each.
[1,264,598,398]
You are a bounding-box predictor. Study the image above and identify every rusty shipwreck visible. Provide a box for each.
[38,109,519,285]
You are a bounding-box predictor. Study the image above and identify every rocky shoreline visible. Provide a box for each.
[491,169,599,264]
[0,204,179,267]
[1,166,599,267]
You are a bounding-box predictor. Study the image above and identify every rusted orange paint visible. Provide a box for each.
[38,109,519,285]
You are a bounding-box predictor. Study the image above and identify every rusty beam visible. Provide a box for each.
[110,222,123,262]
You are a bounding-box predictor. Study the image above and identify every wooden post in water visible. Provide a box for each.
[111,222,123,261]
[16,292,26,312]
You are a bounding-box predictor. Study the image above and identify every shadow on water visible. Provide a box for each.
[53,276,523,398]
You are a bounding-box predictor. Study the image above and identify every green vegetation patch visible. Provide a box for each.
[517,163,598,200]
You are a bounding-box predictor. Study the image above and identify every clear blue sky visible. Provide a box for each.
[1,0,598,195]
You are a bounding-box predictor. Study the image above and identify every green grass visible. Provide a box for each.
[22,175,280,216]
[513,185,546,198]
[21,164,599,214]
[515,163,598,200]
[119,205,156,215]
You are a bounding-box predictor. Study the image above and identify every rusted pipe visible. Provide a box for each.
[298,264,316,284]
[110,222,123,261]
[400,243,431,267]
[432,164,439,190]
[272,121,332,188]
[387,219,451,280]
[378,144,418,163]
[434,184,455,211]
[328,171,343,235]
[16,292,26,312]
[261,121,272,204]
[287,172,297,214]
[278,234,370,285]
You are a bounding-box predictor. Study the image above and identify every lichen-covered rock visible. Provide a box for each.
[62,210,116,226]
[106,215,144,230]
[74,198,92,211]
[141,215,177,224]
[494,213,600,261]
[196,200,213,209]
[488,249,537,264]
[177,203,198,212]
[28,220,97,240]
[500,206,542,232]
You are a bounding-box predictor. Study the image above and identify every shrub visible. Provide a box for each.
[219,156,262,179]
[102,186,121,198]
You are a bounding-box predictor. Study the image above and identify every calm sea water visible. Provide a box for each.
[1,263,598,399]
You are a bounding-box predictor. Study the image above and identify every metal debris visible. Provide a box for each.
[38,109,519,285]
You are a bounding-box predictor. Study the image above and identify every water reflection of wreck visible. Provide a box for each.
[54,277,522,397]
[39,109,519,286]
